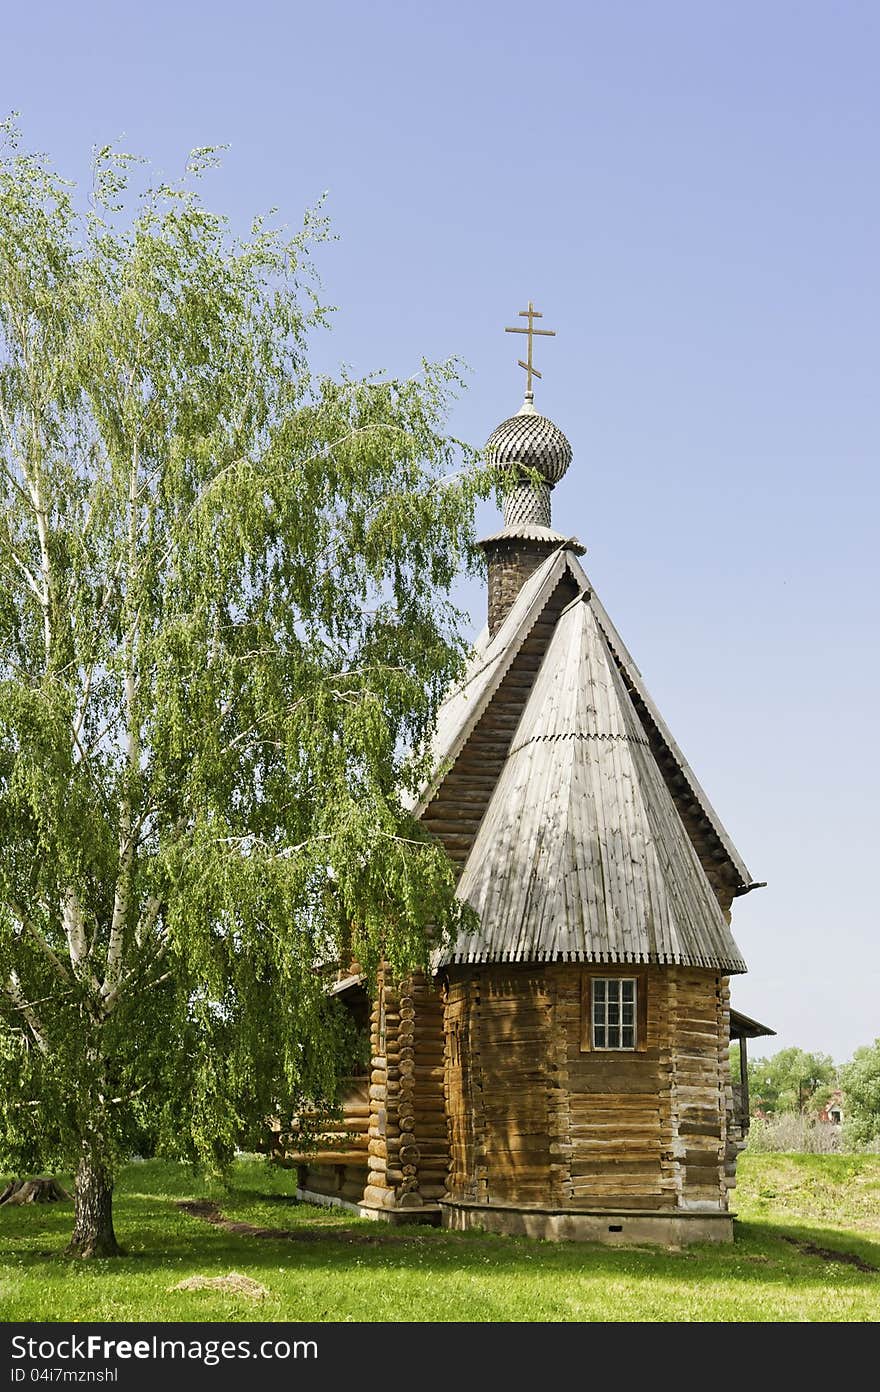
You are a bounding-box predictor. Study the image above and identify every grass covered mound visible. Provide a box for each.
[735,1153,880,1233]
[0,1155,877,1323]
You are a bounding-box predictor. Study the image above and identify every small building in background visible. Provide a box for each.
[818,1089,844,1127]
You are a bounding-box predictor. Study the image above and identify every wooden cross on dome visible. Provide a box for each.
[505,300,556,393]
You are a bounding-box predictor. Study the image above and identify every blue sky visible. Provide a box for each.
[7,1,879,1063]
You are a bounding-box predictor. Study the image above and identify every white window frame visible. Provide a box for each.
[591,976,638,1051]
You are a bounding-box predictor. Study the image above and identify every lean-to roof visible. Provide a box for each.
[729,1009,775,1039]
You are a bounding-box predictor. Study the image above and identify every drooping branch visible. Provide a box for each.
[5,971,49,1054]
[10,901,74,987]
[104,442,141,1004]
[72,554,126,744]
[7,546,44,604]
[19,365,54,666]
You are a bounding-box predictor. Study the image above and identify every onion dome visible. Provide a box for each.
[486,392,573,529]
[485,392,573,486]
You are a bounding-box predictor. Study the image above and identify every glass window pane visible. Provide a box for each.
[588,978,643,1050]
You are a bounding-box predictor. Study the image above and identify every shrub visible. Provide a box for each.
[745,1115,840,1153]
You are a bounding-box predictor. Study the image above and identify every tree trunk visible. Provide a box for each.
[65,1147,121,1258]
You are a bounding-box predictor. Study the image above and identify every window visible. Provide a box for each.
[592,977,637,1049]
[580,971,647,1052]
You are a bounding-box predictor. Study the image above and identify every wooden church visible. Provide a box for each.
[279,307,772,1245]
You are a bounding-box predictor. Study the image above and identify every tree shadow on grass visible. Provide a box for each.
[4,1192,877,1306]
[733,1217,880,1274]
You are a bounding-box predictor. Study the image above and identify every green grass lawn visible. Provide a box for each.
[1,1154,878,1322]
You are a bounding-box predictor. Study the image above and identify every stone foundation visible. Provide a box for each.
[442,1199,734,1246]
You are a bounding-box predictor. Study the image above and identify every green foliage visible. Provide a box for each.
[841,1039,880,1148]
[746,1047,837,1117]
[0,124,497,1202]
[0,1156,878,1322]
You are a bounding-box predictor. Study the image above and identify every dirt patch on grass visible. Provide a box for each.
[780,1235,877,1273]
[169,1271,270,1299]
[177,1198,425,1245]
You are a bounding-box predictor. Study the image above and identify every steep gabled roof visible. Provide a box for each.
[413,541,759,970]
[416,544,758,901]
[443,593,746,972]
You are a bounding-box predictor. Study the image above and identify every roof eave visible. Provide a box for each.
[730,1007,776,1038]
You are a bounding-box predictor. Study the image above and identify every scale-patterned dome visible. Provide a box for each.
[485,396,572,486]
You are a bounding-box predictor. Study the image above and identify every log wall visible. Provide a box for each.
[272,972,448,1214]
[444,963,732,1213]
[361,969,448,1212]
[280,961,736,1222]
[277,1075,371,1203]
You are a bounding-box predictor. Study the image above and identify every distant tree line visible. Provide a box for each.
[730,1039,880,1151]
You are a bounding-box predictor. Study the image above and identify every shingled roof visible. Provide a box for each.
[416,544,757,972]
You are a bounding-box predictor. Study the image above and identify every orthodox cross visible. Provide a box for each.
[505,301,556,393]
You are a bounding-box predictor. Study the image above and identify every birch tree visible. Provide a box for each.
[0,126,491,1256]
